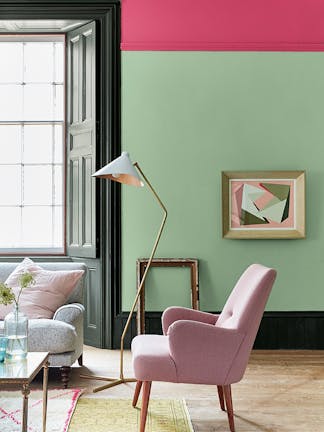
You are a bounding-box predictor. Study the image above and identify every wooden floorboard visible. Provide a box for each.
[41,347,324,431]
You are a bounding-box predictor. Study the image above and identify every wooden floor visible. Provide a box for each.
[49,347,324,431]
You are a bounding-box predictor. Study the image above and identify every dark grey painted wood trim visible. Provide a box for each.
[0,1,119,13]
[0,1,121,349]
[0,0,119,4]
[113,311,324,349]
[66,21,97,258]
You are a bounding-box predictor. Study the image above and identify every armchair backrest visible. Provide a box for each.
[215,264,276,383]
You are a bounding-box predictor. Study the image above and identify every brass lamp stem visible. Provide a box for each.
[81,162,167,392]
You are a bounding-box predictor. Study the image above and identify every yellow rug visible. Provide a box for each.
[69,398,193,432]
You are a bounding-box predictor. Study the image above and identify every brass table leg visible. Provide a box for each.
[21,383,30,432]
[42,361,49,432]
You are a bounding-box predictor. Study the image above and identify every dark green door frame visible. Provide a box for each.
[0,0,121,348]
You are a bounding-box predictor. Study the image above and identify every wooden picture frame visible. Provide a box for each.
[136,258,199,334]
[222,170,305,239]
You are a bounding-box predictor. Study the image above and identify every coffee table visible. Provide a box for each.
[0,351,49,432]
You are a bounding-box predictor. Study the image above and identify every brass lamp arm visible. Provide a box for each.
[82,160,168,392]
[119,162,167,378]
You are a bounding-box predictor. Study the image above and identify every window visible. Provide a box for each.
[0,35,65,254]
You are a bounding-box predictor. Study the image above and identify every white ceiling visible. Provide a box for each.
[0,20,89,33]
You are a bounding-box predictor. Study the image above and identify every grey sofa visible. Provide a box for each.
[0,261,87,387]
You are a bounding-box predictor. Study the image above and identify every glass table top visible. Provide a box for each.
[0,352,49,382]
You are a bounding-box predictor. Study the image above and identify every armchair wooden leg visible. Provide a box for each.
[132,381,143,407]
[140,381,152,432]
[217,385,225,411]
[223,385,235,432]
[60,366,71,389]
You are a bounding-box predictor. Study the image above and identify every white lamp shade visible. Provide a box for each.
[92,151,143,187]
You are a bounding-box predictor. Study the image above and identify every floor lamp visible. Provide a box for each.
[81,151,167,393]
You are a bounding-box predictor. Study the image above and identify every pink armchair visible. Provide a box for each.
[131,264,277,432]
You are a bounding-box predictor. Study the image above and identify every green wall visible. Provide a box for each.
[121,51,324,312]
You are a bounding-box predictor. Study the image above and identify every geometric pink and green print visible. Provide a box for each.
[230,179,295,229]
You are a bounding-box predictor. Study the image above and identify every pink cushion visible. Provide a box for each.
[132,334,177,382]
[0,258,84,319]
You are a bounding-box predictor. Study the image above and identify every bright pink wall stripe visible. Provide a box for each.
[121,0,324,51]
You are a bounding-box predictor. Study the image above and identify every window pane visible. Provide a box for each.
[0,43,23,82]
[0,207,21,247]
[23,125,52,164]
[22,206,52,246]
[54,166,63,205]
[0,166,21,205]
[54,84,64,120]
[23,166,52,205]
[54,125,63,163]
[0,38,65,253]
[54,43,64,82]
[0,85,23,120]
[24,84,53,120]
[53,206,63,247]
[0,126,21,163]
[24,43,54,83]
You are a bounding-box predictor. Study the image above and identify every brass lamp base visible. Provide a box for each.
[80,373,136,393]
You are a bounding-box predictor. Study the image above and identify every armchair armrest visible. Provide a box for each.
[53,303,85,325]
[162,306,219,335]
[168,320,245,384]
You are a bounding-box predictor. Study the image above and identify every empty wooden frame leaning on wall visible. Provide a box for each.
[136,258,199,334]
[222,170,306,239]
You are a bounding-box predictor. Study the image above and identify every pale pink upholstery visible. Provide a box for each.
[131,264,277,432]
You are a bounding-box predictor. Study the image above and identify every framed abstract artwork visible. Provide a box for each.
[222,171,305,239]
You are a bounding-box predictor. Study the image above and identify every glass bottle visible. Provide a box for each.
[4,305,28,361]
